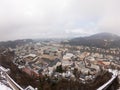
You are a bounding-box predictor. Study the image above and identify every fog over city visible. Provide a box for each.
[0,0,120,41]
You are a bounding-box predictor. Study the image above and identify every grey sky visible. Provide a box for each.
[0,0,120,41]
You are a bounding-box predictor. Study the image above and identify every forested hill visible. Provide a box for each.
[68,33,120,48]
[0,39,33,48]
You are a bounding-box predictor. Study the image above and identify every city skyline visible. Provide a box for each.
[0,0,120,41]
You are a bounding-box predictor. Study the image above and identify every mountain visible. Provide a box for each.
[0,39,33,48]
[87,32,120,41]
[68,32,120,48]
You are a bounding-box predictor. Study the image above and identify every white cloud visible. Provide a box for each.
[0,0,120,41]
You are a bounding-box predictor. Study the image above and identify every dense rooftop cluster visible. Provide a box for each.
[13,41,120,85]
[0,39,120,90]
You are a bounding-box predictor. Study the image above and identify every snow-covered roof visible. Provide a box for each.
[63,53,74,60]
[24,54,37,58]
[25,85,36,90]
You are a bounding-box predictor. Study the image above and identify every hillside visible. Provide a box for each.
[87,32,120,41]
[68,33,120,48]
[0,39,33,48]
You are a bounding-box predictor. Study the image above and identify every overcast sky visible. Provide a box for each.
[0,0,120,41]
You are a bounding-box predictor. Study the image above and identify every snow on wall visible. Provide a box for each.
[0,82,12,90]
